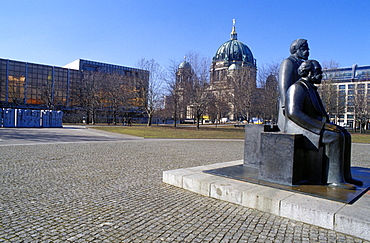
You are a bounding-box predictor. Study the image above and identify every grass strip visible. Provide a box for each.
[91,125,370,143]
[91,125,245,139]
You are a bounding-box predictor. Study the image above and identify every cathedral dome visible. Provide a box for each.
[213,23,255,66]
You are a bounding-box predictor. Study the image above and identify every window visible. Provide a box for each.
[347,115,354,119]
[339,85,345,90]
[347,102,354,106]
[358,90,365,94]
[348,90,355,95]
[347,107,354,112]
[357,84,365,89]
[348,84,355,89]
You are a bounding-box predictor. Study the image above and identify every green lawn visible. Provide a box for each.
[91,125,370,143]
[91,125,245,139]
[351,133,370,144]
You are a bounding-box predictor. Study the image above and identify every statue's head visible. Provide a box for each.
[290,39,309,60]
[298,60,322,84]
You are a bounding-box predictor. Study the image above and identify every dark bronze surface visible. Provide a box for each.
[204,165,370,204]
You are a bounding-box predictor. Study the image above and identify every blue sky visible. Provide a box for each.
[0,0,369,70]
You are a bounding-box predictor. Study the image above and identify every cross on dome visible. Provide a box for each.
[230,19,237,40]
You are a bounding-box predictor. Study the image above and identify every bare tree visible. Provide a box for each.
[208,91,230,124]
[40,75,54,109]
[190,80,212,129]
[261,75,279,124]
[353,83,369,133]
[184,51,212,129]
[229,65,257,122]
[71,71,103,124]
[101,72,135,125]
[135,58,164,126]
[256,61,279,123]
[165,60,183,127]
[319,60,343,123]
[257,61,279,87]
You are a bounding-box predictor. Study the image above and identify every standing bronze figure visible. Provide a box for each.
[277,39,310,131]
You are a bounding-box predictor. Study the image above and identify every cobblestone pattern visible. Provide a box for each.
[0,139,369,242]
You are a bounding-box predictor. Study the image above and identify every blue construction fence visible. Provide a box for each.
[1,109,63,128]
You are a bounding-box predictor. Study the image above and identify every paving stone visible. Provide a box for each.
[0,131,369,242]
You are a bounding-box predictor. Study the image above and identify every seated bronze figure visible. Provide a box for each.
[285,60,362,189]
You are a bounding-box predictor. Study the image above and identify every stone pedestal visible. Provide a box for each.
[244,125,280,168]
[243,124,264,168]
[259,132,304,185]
[243,126,324,186]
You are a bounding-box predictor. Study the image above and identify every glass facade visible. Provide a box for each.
[323,64,370,82]
[0,58,149,122]
[321,64,370,128]
[0,59,82,109]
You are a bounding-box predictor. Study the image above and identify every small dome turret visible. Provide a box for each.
[178,58,191,70]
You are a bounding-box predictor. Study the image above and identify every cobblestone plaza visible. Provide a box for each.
[0,127,369,242]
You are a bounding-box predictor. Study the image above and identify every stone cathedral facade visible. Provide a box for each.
[209,22,257,120]
[174,21,258,122]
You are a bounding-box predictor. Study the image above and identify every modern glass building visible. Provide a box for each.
[0,58,149,123]
[321,64,370,128]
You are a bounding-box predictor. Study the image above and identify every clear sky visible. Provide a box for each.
[1,0,369,70]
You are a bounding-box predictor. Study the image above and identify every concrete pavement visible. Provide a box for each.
[0,126,369,242]
[0,125,143,146]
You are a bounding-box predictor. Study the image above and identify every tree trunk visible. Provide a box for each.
[196,113,201,129]
[173,103,177,127]
[92,110,96,125]
[87,111,90,125]
[147,114,152,126]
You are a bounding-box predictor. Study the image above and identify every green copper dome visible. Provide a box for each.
[178,60,191,69]
[213,24,256,66]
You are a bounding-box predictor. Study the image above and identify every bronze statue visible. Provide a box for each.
[285,60,362,189]
[277,39,310,131]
